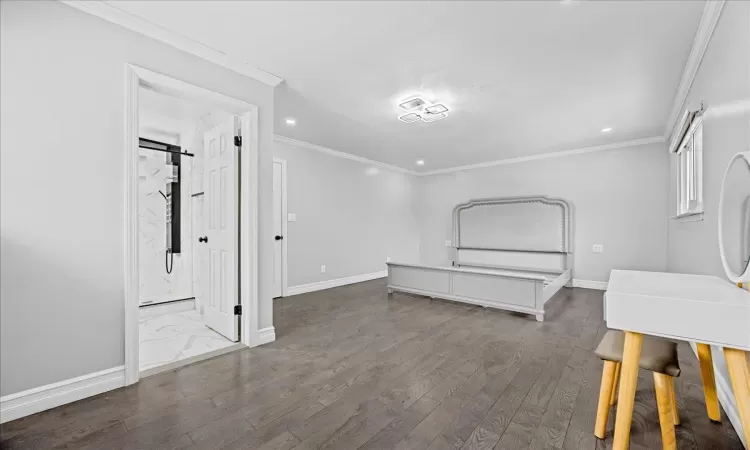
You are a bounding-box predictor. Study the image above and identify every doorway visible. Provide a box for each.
[124,66,261,384]
[272,158,288,298]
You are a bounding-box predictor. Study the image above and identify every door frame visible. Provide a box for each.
[124,65,261,385]
[273,157,288,297]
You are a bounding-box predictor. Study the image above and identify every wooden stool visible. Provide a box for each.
[594,330,681,449]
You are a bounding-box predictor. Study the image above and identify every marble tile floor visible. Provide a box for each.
[139,309,235,372]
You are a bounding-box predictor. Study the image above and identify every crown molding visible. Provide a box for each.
[60,1,283,87]
[663,0,725,140]
[418,136,666,176]
[274,135,418,175]
[274,135,665,177]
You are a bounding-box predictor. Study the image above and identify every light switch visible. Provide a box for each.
[445,240,452,247]
[320,265,326,273]
[592,244,604,253]
[287,213,297,222]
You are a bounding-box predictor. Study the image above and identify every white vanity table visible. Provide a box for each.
[604,150,750,449]
[605,269,750,449]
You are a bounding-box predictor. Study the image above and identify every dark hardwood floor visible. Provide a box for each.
[1,279,744,449]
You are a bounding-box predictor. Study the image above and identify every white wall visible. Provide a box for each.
[274,140,420,288]
[665,2,749,444]
[0,1,275,397]
[415,142,670,282]
[667,1,750,276]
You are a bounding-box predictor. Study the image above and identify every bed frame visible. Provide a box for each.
[387,196,573,321]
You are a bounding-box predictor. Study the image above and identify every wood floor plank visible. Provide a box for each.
[0,280,743,450]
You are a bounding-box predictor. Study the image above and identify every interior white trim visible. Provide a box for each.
[124,65,140,386]
[663,0,726,140]
[60,1,283,87]
[124,65,264,388]
[275,135,664,177]
[248,326,277,347]
[690,343,746,449]
[273,157,289,297]
[0,366,125,424]
[274,135,417,175]
[420,137,665,176]
[572,279,608,290]
[287,270,388,296]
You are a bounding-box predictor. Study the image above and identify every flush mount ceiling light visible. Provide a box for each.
[398,113,421,123]
[601,127,612,132]
[421,112,447,123]
[397,96,450,124]
[285,117,296,125]
[399,97,427,110]
[424,104,449,114]
[416,159,425,166]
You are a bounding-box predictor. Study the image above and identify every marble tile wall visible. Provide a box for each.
[138,145,193,304]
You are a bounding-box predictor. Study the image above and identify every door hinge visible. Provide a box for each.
[234,304,242,315]
[234,135,242,147]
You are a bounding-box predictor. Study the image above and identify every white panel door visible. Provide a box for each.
[272,161,283,298]
[202,117,239,341]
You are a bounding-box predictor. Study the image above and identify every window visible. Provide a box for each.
[671,110,704,217]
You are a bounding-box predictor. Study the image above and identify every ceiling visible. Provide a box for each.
[109,0,705,172]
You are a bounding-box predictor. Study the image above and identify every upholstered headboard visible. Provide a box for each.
[452,196,573,273]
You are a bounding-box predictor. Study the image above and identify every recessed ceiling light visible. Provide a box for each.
[601,127,612,132]
[416,159,425,166]
[398,113,421,123]
[421,112,447,123]
[424,104,449,114]
[399,97,427,110]
[285,118,296,125]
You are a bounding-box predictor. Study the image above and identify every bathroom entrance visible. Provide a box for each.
[124,66,261,382]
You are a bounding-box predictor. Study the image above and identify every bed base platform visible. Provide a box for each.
[387,262,571,321]
[387,195,574,322]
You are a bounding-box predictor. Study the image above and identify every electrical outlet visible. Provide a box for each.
[386,256,391,262]
[592,244,604,253]
[320,265,326,273]
[445,240,452,247]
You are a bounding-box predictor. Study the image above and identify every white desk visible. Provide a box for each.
[604,269,750,449]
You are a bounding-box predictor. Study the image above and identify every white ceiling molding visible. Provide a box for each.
[60,1,283,87]
[663,0,725,141]
[419,137,666,176]
[275,135,665,177]
[274,135,418,175]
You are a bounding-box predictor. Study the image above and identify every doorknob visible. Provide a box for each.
[198,236,208,243]
[275,235,283,241]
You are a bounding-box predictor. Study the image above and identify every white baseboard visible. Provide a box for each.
[572,279,608,290]
[248,326,276,347]
[287,270,388,296]
[0,366,125,424]
[690,343,747,449]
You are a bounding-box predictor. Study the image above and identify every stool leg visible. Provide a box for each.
[696,343,721,422]
[610,362,621,406]
[724,348,750,446]
[595,360,618,439]
[668,376,680,425]
[613,331,643,450]
[654,373,677,450]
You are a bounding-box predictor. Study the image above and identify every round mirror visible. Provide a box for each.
[718,151,750,283]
